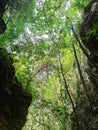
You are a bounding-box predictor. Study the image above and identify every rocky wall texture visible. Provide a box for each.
[0,1,32,130]
[72,0,98,130]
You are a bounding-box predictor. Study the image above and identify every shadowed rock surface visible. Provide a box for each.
[72,0,98,130]
[0,1,32,130]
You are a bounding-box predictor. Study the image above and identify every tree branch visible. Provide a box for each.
[57,51,80,130]
[66,16,97,69]
[72,43,91,104]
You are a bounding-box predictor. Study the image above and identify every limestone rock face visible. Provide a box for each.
[0,49,32,130]
[80,0,98,52]
[80,0,98,88]
[72,0,98,130]
[0,1,32,130]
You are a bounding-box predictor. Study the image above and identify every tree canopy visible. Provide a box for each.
[1,0,95,130]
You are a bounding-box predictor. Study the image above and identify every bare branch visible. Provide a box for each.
[72,43,91,104]
[66,16,97,69]
[57,51,80,130]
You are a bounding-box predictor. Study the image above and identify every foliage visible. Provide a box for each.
[0,0,91,130]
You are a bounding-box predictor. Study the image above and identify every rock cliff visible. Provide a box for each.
[0,1,32,130]
[72,0,98,130]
